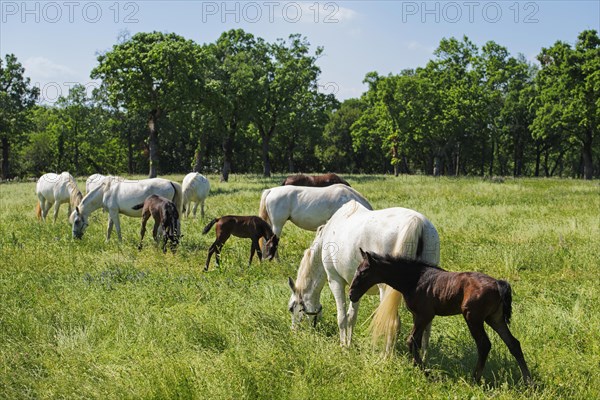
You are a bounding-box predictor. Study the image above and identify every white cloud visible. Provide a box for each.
[23,57,78,81]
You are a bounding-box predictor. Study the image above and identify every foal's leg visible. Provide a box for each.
[204,238,226,271]
[192,202,199,218]
[138,212,150,250]
[486,316,533,384]
[407,314,434,368]
[248,239,258,266]
[464,314,491,383]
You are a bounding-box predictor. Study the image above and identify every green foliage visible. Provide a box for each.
[0,175,598,398]
[0,54,40,179]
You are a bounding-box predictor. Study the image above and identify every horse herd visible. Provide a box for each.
[34,171,532,385]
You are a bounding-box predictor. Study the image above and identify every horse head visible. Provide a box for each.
[71,206,89,239]
[263,235,279,261]
[349,248,380,302]
[287,249,323,329]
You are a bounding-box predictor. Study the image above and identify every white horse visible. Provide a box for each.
[288,200,440,352]
[258,184,372,238]
[71,177,183,241]
[85,173,106,194]
[182,172,210,218]
[36,172,83,222]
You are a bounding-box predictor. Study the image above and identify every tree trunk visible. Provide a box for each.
[147,109,160,178]
[392,144,399,177]
[261,136,271,177]
[193,145,203,173]
[582,130,593,180]
[534,143,541,177]
[1,138,10,180]
[127,130,134,174]
[488,139,495,176]
[433,156,442,177]
[221,134,233,182]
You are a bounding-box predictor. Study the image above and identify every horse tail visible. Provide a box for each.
[258,189,272,250]
[258,189,271,226]
[202,218,218,235]
[370,215,431,353]
[170,181,183,217]
[36,201,42,220]
[131,203,144,210]
[497,280,513,325]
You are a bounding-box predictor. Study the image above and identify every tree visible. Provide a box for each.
[204,29,261,181]
[0,54,39,179]
[252,34,327,177]
[91,32,205,178]
[532,30,600,179]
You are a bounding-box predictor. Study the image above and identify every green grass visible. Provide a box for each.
[1,175,598,399]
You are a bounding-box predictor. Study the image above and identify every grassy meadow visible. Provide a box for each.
[0,174,598,399]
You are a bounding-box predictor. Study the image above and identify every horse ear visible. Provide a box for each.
[288,277,296,292]
[359,247,368,260]
[75,206,80,215]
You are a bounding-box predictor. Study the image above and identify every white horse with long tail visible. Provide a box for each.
[182,172,210,218]
[36,172,83,222]
[258,184,372,238]
[288,200,440,353]
[71,177,183,241]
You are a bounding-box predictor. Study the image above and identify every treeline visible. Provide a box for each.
[1,29,598,180]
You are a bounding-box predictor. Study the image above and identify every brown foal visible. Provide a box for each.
[349,249,532,385]
[133,195,180,253]
[202,215,279,271]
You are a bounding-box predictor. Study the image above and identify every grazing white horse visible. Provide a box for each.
[85,173,106,194]
[36,172,82,222]
[258,184,372,239]
[288,200,440,352]
[71,177,183,241]
[182,172,210,218]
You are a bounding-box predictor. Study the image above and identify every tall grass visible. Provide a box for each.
[1,175,598,399]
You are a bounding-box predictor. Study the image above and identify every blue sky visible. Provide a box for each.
[1,1,598,102]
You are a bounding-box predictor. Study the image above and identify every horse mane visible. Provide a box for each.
[67,180,83,207]
[369,251,441,271]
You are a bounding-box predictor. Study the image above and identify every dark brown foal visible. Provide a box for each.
[281,173,350,187]
[349,249,532,385]
[132,195,181,253]
[202,215,279,271]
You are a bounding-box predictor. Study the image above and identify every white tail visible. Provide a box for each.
[369,216,424,352]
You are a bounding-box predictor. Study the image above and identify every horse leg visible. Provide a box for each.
[106,216,114,241]
[486,316,533,384]
[421,322,433,362]
[407,314,433,368]
[329,279,349,346]
[346,300,361,347]
[204,240,223,271]
[200,200,205,218]
[53,202,61,223]
[248,240,257,267]
[464,315,491,383]
[138,212,149,250]
[193,202,199,218]
[152,219,160,243]
[40,199,49,221]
